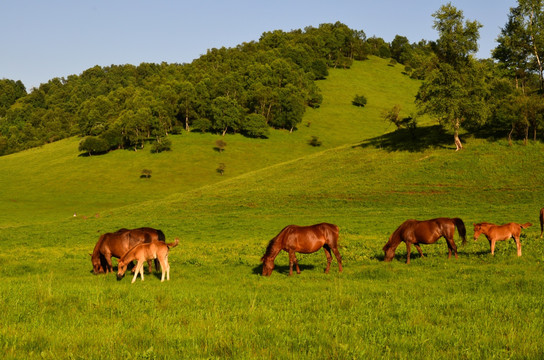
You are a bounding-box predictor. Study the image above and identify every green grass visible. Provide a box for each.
[1,57,543,359]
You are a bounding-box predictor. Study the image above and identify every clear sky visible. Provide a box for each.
[1,0,516,90]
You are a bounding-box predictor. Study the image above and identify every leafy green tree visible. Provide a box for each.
[211,96,242,136]
[493,6,532,90]
[241,113,269,138]
[416,3,487,150]
[176,81,196,131]
[0,79,26,117]
[78,136,110,155]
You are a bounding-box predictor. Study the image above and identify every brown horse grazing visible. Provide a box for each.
[91,227,166,274]
[540,208,544,238]
[474,222,532,256]
[117,239,179,283]
[260,223,343,276]
[383,218,467,264]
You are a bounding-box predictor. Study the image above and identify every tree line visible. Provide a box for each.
[2,1,544,156]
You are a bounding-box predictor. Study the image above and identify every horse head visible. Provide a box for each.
[260,255,275,276]
[117,260,128,280]
[473,223,484,241]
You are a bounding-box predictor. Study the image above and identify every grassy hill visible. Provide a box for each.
[1,57,543,359]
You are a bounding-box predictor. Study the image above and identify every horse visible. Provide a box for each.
[383,217,466,264]
[540,208,544,239]
[91,227,166,274]
[473,222,532,256]
[117,239,179,283]
[260,223,343,276]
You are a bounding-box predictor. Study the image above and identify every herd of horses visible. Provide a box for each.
[92,209,544,280]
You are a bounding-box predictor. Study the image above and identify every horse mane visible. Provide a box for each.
[383,220,413,252]
[261,226,290,261]
[91,233,107,258]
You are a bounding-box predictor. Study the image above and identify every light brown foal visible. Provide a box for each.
[117,239,179,283]
[473,222,532,256]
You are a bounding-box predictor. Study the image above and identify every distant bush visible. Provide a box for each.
[215,139,227,152]
[308,136,322,147]
[78,136,110,156]
[352,94,367,107]
[150,138,172,153]
[241,114,269,138]
[192,118,212,133]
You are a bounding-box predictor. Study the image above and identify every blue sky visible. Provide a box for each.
[1,0,516,90]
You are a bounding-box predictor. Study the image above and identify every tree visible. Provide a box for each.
[211,96,242,136]
[416,3,486,151]
[493,6,532,90]
[241,114,269,138]
[518,0,544,90]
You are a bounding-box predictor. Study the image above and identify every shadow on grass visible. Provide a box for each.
[252,263,316,276]
[354,125,457,152]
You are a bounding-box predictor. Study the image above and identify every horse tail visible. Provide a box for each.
[453,218,467,245]
[520,222,532,229]
[166,238,179,248]
[157,229,166,242]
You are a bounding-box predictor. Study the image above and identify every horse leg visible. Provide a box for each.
[406,243,411,264]
[447,238,458,259]
[323,245,332,274]
[414,244,425,258]
[331,246,343,272]
[146,259,153,274]
[294,256,301,275]
[158,257,167,282]
[490,239,496,255]
[288,250,296,276]
[515,236,522,257]
[105,254,113,273]
[131,261,144,283]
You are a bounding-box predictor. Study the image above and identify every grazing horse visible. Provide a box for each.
[260,223,343,276]
[540,208,544,239]
[473,222,532,256]
[383,218,467,264]
[117,239,179,283]
[91,227,166,274]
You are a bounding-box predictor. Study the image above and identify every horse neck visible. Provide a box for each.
[263,236,282,261]
[386,227,404,249]
[91,235,106,259]
[121,247,139,264]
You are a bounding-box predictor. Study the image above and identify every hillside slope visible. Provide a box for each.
[0,57,421,227]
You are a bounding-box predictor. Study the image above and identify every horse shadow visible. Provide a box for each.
[354,125,457,152]
[251,263,316,276]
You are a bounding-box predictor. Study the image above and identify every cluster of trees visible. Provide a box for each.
[415,1,544,149]
[0,22,373,156]
[3,1,544,156]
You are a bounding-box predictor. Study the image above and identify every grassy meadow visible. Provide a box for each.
[1,57,544,359]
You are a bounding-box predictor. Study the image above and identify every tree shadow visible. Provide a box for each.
[354,125,457,152]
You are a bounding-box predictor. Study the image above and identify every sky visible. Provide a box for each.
[1,0,517,90]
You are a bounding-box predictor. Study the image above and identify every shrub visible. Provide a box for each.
[150,138,172,153]
[308,136,322,147]
[78,136,110,156]
[241,114,269,138]
[352,94,367,107]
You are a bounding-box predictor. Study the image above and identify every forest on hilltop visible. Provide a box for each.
[2,1,544,156]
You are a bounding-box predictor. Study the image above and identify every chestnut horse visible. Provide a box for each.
[473,222,532,256]
[383,218,466,264]
[260,223,343,276]
[117,239,179,283]
[91,227,165,274]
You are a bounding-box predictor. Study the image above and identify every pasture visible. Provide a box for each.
[1,58,543,359]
